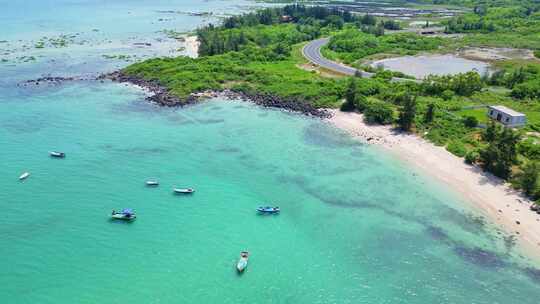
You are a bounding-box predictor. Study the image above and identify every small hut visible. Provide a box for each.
[487,105,526,127]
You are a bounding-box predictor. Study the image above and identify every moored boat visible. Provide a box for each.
[173,188,195,194]
[49,151,66,158]
[145,180,159,186]
[236,251,249,272]
[19,172,30,180]
[257,206,280,214]
[111,209,136,221]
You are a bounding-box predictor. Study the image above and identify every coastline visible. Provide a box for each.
[327,109,540,262]
[107,71,330,117]
[111,31,540,262]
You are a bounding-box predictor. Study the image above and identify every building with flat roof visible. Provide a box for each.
[487,105,526,127]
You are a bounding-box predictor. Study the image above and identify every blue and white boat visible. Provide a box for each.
[236,251,249,272]
[111,209,136,221]
[257,206,280,214]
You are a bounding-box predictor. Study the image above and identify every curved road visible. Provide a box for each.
[302,38,417,82]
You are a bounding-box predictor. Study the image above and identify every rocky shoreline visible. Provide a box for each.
[105,71,330,118]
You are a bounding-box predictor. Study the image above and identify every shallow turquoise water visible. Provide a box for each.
[1,82,540,303]
[1,1,540,303]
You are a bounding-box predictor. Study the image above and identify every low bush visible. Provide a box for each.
[364,100,394,124]
[447,140,468,157]
[464,116,479,128]
[465,149,480,164]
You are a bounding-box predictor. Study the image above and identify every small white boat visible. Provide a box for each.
[19,172,30,180]
[236,251,249,273]
[145,180,159,186]
[173,188,195,194]
[49,151,65,158]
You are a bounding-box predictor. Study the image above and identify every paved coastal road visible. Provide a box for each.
[302,38,418,82]
[302,38,373,77]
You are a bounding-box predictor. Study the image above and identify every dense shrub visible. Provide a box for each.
[511,80,540,99]
[516,161,540,198]
[465,149,481,164]
[363,100,394,124]
[326,30,444,63]
[447,140,468,157]
[464,116,479,128]
[518,139,540,160]
[422,72,484,97]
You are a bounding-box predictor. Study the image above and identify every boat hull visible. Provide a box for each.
[111,214,136,221]
[237,259,248,272]
[50,152,65,158]
[257,207,280,214]
[236,252,249,272]
[174,188,194,194]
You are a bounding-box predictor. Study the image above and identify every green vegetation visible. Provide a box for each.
[324,28,446,64]
[517,161,540,198]
[487,61,540,100]
[364,99,394,124]
[123,46,345,107]
[398,94,417,131]
[341,78,358,111]
[124,3,540,201]
[442,1,540,49]
[480,122,521,179]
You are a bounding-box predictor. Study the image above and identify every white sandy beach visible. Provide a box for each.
[327,109,540,261]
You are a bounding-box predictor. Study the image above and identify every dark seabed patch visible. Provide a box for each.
[523,267,540,284]
[303,123,362,148]
[196,118,225,125]
[215,147,241,153]
[425,225,450,242]
[503,234,517,251]
[437,204,487,235]
[166,114,195,125]
[2,116,45,134]
[109,99,160,115]
[453,246,507,269]
[100,145,168,155]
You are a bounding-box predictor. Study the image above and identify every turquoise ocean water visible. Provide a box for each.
[1,1,540,303]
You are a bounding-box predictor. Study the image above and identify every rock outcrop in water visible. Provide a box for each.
[105,71,330,118]
[18,75,95,87]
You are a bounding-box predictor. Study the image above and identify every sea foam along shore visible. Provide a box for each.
[327,109,540,262]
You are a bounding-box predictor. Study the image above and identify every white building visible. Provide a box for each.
[487,105,526,128]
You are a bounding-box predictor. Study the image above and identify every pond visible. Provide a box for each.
[371,54,490,79]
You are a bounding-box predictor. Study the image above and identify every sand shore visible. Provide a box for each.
[184,35,200,58]
[327,109,540,262]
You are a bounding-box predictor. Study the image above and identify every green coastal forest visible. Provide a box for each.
[123,1,540,202]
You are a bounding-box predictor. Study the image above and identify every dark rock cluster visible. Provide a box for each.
[106,71,330,118]
[18,76,91,86]
[104,71,197,107]
[223,90,330,118]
